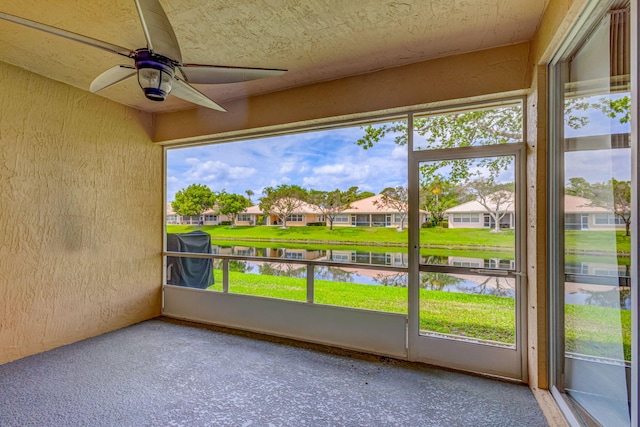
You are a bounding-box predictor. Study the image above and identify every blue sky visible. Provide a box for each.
[166,99,631,202]
[564,93,631,183]
[166,124,408,202]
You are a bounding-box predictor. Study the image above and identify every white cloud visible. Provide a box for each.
[565,149,631,182]
[391,145,407,159]
[166,121,410,197]
[184,160,256,183]
[303,163,375,189]
[313,164,348,175]
[279,162,296,174]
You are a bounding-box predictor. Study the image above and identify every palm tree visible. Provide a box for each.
[245,189,255,204]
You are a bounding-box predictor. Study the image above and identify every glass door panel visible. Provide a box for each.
[553,3,633,424]
[409,144,525,379]
[418,155,517,346]
[549,2,634,425]
[419,271,516,345]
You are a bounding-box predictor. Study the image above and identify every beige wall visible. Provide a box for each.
[0,62,162,365]
[153,42,532,144]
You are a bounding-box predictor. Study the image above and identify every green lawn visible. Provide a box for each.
[168,224,631,360]
[209,269,515,344]
[565,230,631,254]
[566,304,631,361]
[206,270,631,360]
[167,224,515,249]
[168,224,631,255]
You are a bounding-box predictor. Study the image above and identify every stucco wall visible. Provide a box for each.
[153,42,532,144]
[0,62,162,365]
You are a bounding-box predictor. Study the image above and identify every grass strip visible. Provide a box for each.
[206,270,631,360]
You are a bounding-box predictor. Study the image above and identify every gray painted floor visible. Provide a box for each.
[0,318,548,426]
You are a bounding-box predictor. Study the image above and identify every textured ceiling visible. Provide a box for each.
[0,0,549,113]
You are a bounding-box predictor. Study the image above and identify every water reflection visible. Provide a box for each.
[212,244,629,307]
[211,244,514,269]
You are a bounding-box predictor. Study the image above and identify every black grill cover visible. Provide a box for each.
[166,231,213,289]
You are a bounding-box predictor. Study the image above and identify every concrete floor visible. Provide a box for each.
[0,318,548,426]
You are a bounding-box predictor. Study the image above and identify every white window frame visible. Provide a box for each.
[452,213,481,223]
[334,214,350,223]
[287,214,304,222]
[594,213,625,225]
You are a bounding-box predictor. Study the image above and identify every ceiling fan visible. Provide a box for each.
[0,0,286,111]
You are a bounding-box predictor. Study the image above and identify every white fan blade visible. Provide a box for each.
[90,65,136,93]
[178,64,286,84]
[0,12,133,58]
[134,0,182,62]
[171,79,226,112]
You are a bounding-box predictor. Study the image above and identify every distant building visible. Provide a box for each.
[237,201,324,226]
[233,194,426,228]
[166,202,230,225]
[336,194,423,228]
[444,194,626,231]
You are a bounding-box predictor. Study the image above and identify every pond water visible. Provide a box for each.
[210,244,630,307]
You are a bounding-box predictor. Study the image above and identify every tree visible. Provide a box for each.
[373,186,409,230]
[568,95,631,127]
[566,178,632,237]
[217,191,251,228]
[259,184,308,228]
[565,177,596,199]
[419,272,463,291]
[347,186,375,201]
[172,184,216,224]
[464,178,514,233]
[591,179,632,236]
[357,106,521,185]
[308,188,356,230]
[245,189,255,204]
[421,178,464,225]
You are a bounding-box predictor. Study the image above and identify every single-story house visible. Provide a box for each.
[563,194,627,231]
[445,193,516,230]
[236,194,425,228]
[236,201,324,227]
[337,194,427,228]
[445,194,626,231]
[166,203,230,225]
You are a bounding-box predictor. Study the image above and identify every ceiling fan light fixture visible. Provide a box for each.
[135,50,175,101]
[0,2,286,111]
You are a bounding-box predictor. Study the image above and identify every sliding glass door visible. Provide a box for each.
[550,1,636,425]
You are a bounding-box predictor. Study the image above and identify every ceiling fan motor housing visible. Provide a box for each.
[134,49,176,101]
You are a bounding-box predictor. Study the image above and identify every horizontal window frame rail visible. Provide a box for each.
[565,273,632,287]
[417,263,517,277]
[164,251,409,305]
[164,251,409,273]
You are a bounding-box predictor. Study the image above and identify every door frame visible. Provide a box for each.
[407,121,528,380]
